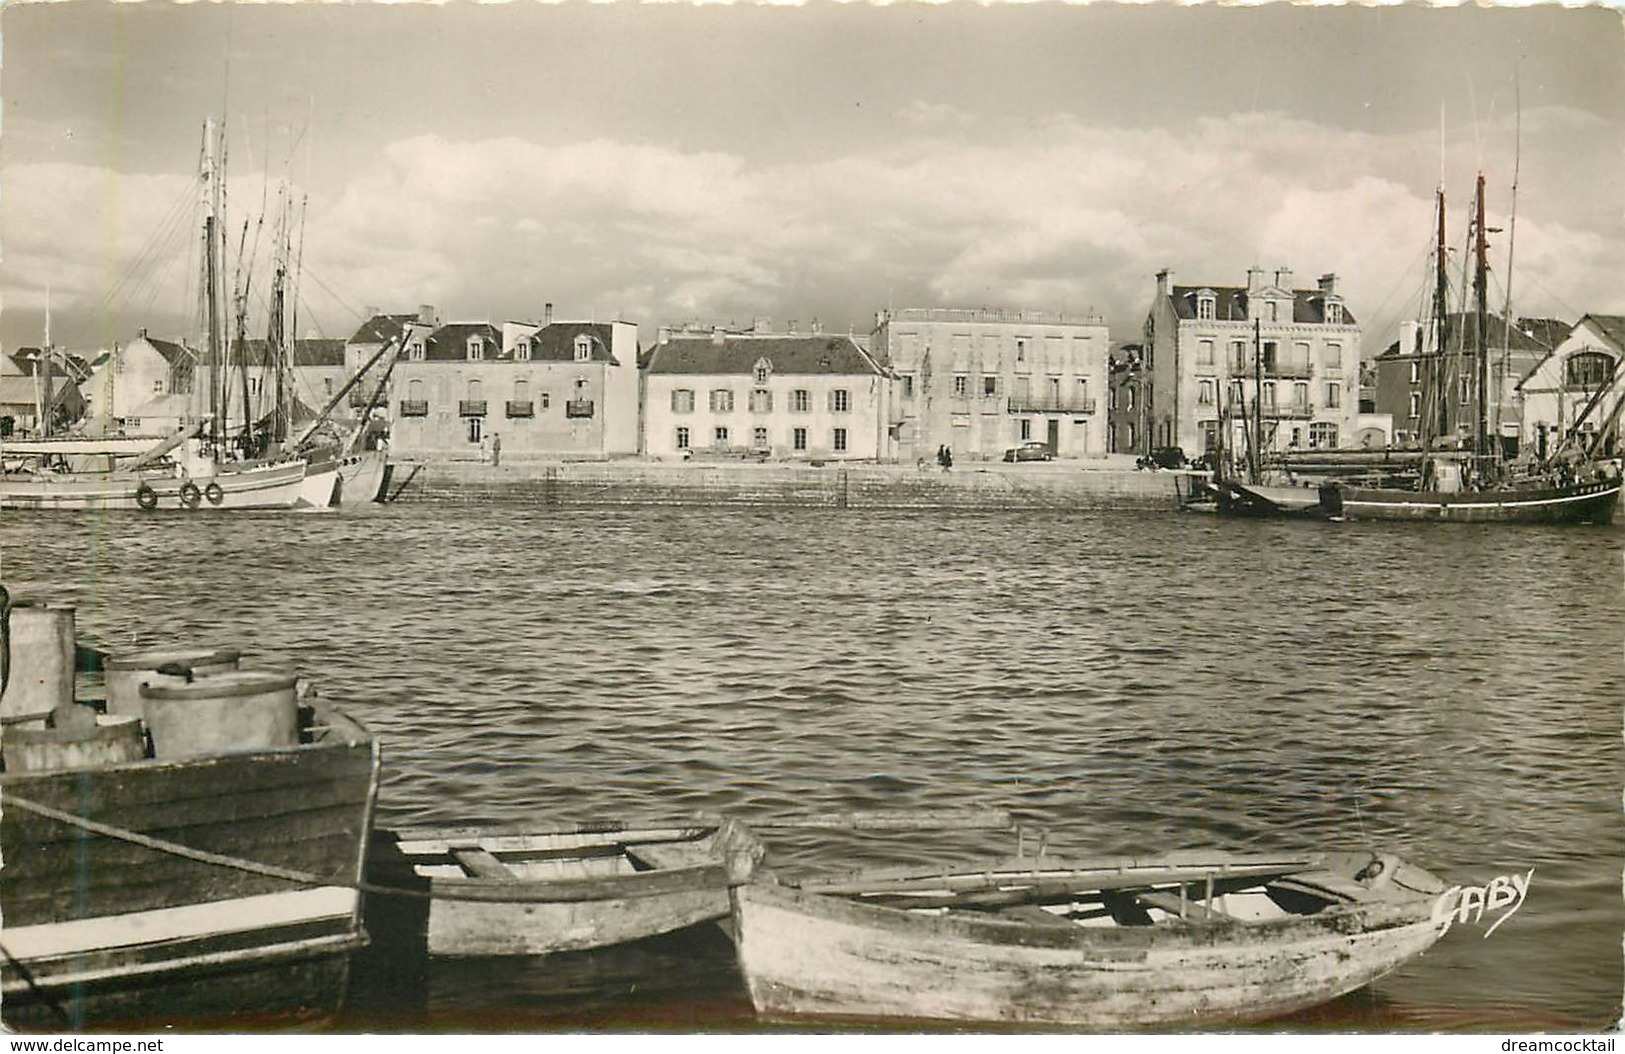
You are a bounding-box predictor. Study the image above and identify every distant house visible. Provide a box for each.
[389,314,639,460]
[1518,314,1625,460]
[1107,343,1147,455]
[872,307,1108,462]
[344,307,433,413]
[1143,267,1361,459]
[223,337,349,428]
[90,330,200,435]
[642,328,893,461]
[1370,313,1560,453]
[0,348,86,435]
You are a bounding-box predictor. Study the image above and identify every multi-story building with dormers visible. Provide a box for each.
[1517,314,1624,461]
[642,324,893,461]
[871,307,1110,462]
[388,310,639,460]
[1142,267,1361,459]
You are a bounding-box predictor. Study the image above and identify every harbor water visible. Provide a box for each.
[1,502,1619,1032]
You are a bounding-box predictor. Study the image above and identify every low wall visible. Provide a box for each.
[386,459,1187,510]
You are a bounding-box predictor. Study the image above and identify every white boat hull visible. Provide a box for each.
[336,450,390,504]
[0,460,311,511]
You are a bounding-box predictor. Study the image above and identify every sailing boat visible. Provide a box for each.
[0,118,319,511]
[1332,175,1620,524]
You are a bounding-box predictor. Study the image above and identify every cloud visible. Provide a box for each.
[9,108,1625,355]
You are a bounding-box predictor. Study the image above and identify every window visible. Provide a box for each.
[671,388,695,413]
[714,426,729,446]
[830,388,850,412]
[467,337,485,361]
[833,427,847,452]
[1231,341,1247,370]
[1125,422,1136,448]
[1197,379,1215,405]
[1326,302,1343,325]
[1197,295,1215,321]
[1460,374,1471,401]
[1409,392,1421,419]
[675,427,690,450]
[515,379,530,401]
[1016,339,1026,363]
[1293,341,1311,369]
[710,388,734,413]
[409,342,424,361]
[1109,388,1117,411]
[793,427,808,451]
[516,338,531,362]
[791,389,810,413]
[1262,341,1278,370]
[753,426,769,448]
[466,417,482,443]
[409,379,424,400]
[1310,422,1338,448]
[1125,385,1135,411]
[744,389,769,413]
[324,378,334,396]
[1268,301,1279,322]
[1294,382,1309,409]
[753,357,772,384]
[1323,342,1342,369]
[1566,351,1614,389]
[1262,381,1277,408]
[573,335,592,362]
[953,374,968,397]
[1019,419,1032,441]
[540,392,551,409]
[1410,361,1420,384]
[901,375,914,399]
[1326,382,1342,409]
[982,376,997,397]
[1197,339,1214,365]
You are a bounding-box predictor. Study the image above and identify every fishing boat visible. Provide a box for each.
[367,820,766,957]
[732,848,1451,1029]
[0,588,381,1030]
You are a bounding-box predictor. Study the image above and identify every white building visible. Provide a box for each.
[1518,314,1625,460]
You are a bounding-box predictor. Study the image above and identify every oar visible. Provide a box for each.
[749,809,1013,831]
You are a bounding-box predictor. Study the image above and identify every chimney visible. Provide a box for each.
[811,317,823,335]
[1246,267,1266,295]
[418,304,436,325]
[1156,269,1173,298]
[657,326,671,345]
[752,317,772,333]
[1318,273,1338,296]
[544,302,553,325]
[138,327,148,339]
[788,320,799,334]
[1274,267,1294,291]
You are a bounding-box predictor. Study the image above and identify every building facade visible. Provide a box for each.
[94,330,200,434]
[389,317,639,460]
[1517,314,1625,460]
[871,308,1110,463]
[642,329,893,461]
[345,308,436,414]
[1143,268,1361,459]
[1107,343,1149,455]
[1370,313,1559,454]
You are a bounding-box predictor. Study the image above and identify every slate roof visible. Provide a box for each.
[413,322,623,366]
[1373,312,1554,360]
[1169,285,1357,327]
[645,335,883,376]
[142,336,197,367]
[0,375,81,412]
[348,313,419,346]
[421,323,505,362]
[1516,317,1573,352]
[1581,314,1625,351]
[229,338,347,368]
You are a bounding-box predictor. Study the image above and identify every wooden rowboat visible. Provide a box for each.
[367,819,766,957]
[732,848,1452,1029]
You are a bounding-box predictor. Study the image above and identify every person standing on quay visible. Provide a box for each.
[942,446,953,472]
[491,433,502,467]
[478,432,490,464]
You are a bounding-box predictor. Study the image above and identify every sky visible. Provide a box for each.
[3,1,1624,359]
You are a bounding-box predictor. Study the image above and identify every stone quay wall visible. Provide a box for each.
[386,457,1189,510]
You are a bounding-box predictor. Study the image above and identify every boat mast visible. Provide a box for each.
[1473,172,1490,464]
[1251,317,1263,483]
[202,119,225,460]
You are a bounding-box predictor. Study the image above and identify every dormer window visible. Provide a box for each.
[573,335,592,362]
[467,336,485,361]
[753,357,773,385]
[1325,301,1343,325]
[516,338,532,362]
[1196,291,1216,321]
[409,342,424,361]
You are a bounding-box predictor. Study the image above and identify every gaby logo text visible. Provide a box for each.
[1433,868,1534,938]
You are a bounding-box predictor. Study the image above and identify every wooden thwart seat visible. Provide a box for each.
[1136,890,1235,923]
[451,846,520,882]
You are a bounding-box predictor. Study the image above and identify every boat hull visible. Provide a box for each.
[733,856,1446,1029]
[1214,480,1342,520]
[0,460,312,512]
[0,706,380,1031]
[336,449,390,505]
[369,822,764,958]
[1338,480,1619,524]
[298,459,342,509]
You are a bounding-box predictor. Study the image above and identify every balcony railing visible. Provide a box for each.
[505,400,534,419]
[1266,363,1314,380]
[565,399,595,419]
[398,400,428,418]
[459,400,488,417]
[1263,400,1314,419]
[1006,396,1097,415]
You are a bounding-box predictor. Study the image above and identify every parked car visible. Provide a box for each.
[1003,441,1055,463]
[1135,446,1189,470]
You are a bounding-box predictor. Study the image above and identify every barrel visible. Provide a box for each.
[140,670,299,760]
[2,714,146,773]
[0,602,76,720]
[104,647,243,717]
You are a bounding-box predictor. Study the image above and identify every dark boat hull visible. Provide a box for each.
[1214,480,1343,520]
[1338,480,1620,525]
[0,708,380,1031]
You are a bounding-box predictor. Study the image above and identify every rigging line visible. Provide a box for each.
[57,182,198,348]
